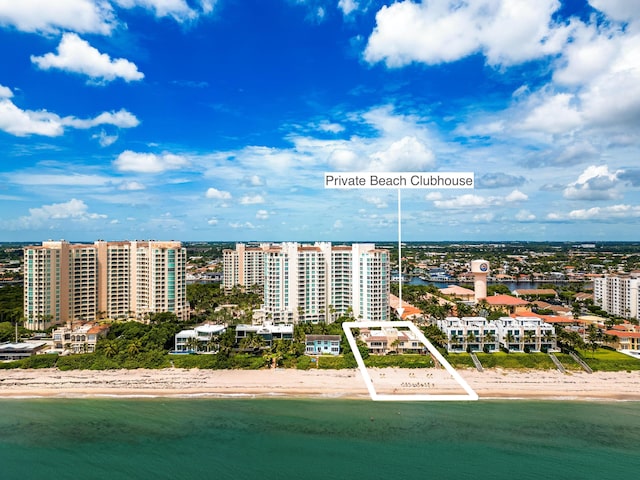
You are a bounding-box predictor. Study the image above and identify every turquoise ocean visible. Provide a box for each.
[1,398,639,479]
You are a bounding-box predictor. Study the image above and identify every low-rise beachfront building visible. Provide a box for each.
[51,323,110,353]
[305,335,341,355]
[436,316,556,353]
[437,317,499,353]
[174,324,227,353]
[0,341,47,361]
[605,323,640,353]
[235,322,294,348]
[494,316,556,353]
[359,326,426,355]
[484,294,531,315]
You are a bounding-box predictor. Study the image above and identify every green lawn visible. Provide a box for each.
[444,352,579,370]
[576,348,640,372]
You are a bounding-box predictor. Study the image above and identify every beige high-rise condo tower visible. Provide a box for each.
[23,240,188,330]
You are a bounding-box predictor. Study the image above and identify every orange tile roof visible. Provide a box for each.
[485,295,529,306]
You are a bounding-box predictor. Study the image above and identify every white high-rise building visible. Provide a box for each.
[23,240,188,330]
[594,274,640,319]
[224,242,390,324]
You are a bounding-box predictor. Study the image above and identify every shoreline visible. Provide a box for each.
[1,367,639,401]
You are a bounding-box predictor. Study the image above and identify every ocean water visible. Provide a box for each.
[1,398,639,480]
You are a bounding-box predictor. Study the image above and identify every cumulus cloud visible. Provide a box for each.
[369,136,435,171]
[205,188,231,200]
[13,198,106,228]
[256,209,269,220]
[65,109,140,129]
[113,0,214,22]
[589,0,640,23]
[364,0,569,68]
[567,204,640,220]
[207,217,218,225]
[433,194,492,209]
[505,189,528,202]
[0,88,139,136]
[0,0,116,34]
[563,165,622,201]
[240,195,265,205]
[0,103,138,137]
[31,33,144,84]
[432,189,526,209]
[114,151,189,173]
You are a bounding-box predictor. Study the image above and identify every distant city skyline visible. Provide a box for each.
[2,1,640,242]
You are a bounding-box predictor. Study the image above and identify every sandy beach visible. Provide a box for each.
[1,367,640,400]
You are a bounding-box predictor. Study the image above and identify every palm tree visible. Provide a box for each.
[450,333,461,351]
[127,339,143,356]
[504,332,515,351]
[185,336,200,353]
[523,330,536,351]
[101,340,119,358]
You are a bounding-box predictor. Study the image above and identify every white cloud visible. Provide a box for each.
[65,109,140,129]
[515,209,536,221]
[248,174,263,186]
[338,0,359,16]
[0,84,13,98]
[333,219,343,229]
[517,92,583,135]
[14,198,106,228]
[92,129,118,147]
[113,0,214,22]
[0,91,139,136]
[119,181,145,191]
[229,221,256,229]
[364,0,568,68]
[568,205,640,220]
[363,196,388,209]
[0,0,116,34]
[31,33,144,84]
[256,209,269,220]
[369,136,435,171]
[205,187,231,200]
[240,195,265,205]
[589,0,640,23]
[114,151,189,173]
[563,165,622,201]
[473,213,494,222]
[505,189,528,202]
[425,192,442,201]
[317,121,345,133]
[207,217,218,225]
[432,189,524,209]
[433,194,491,209]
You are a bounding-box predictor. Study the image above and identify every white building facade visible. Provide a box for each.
[224,242,390,324]
[437,316,556,353]
[594,275,640,319]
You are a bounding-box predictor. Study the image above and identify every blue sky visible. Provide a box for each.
[1,0,640,242]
